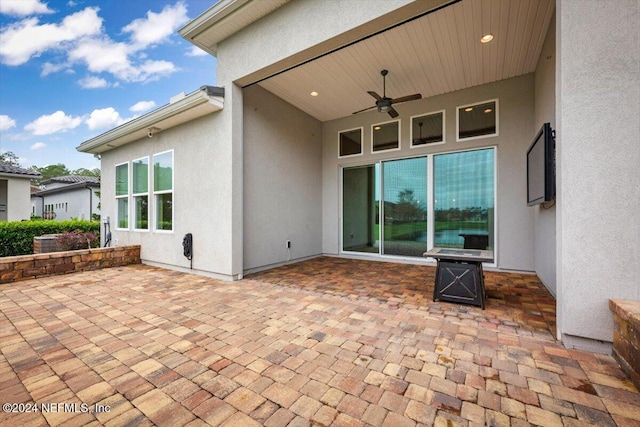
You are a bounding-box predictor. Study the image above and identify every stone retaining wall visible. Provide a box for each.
[0,246,141,284]
[609,299,640,390]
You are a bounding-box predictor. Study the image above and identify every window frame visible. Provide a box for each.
[410,110,446,148]
[131,156,150,232]
[371,119,401,154]
[338,127,364,159]
[115,161,130,230]
[339,146,497,266]
[456,99,499,142]
[152,149,174,233]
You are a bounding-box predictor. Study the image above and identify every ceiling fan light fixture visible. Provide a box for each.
[481,33,494,43]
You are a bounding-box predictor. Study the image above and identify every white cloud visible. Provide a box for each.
[0,7,103,66]
[0,0,53,17]
[186,46,208,57]
[0,115,17,131]
[130,101,156,113]
[41,62,70,76]
[122,2,188,49]
[30,142,47,151]
[78,75,108,89]
[24,111,83,135]
[85,107,127,130]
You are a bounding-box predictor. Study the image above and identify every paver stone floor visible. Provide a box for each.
[1,257,638,426]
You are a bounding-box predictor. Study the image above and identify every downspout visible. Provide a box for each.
[87,185,93,220]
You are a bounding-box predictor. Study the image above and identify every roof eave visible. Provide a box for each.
[178,0,250,56]
[77,86,224,155]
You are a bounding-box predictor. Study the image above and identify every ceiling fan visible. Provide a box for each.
[352,69,422,118]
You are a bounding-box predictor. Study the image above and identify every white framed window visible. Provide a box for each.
[411,110,445,147]
[153,150,173,231]
[372,120,400,153]
[132,157,149,231]
[338,127,363,158]
[115,162,129,230]
[457,99,498,141]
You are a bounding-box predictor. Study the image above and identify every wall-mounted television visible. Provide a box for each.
[527,122,555,206]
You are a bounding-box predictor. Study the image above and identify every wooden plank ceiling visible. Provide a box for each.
[257,0,554,122]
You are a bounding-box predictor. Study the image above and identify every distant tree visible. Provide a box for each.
[0,151,20,166]
[31,164,71,181]
[72,167,101,178]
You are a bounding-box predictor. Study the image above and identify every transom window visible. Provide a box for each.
[457,100,498,141]
[339,128,363,158]
[372,120,400,153]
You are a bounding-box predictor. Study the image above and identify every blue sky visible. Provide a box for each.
[0,0,217,171]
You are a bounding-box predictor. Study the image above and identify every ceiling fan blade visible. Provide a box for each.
[368,91,383,101]
[388,107,399,118]
[352,105,376,115]
[390,93,422,104]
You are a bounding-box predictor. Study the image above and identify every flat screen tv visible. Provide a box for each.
[527,122,555,206]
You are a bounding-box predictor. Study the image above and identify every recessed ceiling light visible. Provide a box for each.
[465,107,473,112]
[374,126,381,130]
[484,108,493,113]
[310,91,318,97]
[481,34,494,43]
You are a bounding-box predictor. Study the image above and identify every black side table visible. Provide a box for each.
[423,248,494,309]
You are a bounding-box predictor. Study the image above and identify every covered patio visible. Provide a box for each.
[1,259,638,426]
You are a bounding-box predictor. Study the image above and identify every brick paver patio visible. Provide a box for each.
[1,257,638,426]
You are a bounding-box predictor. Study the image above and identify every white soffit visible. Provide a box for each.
[257,0,555,122]
[77,87,224,154]
[180,0,291,56]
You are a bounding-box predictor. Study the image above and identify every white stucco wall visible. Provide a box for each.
[322,74,537,272]
[243,85,323,272]
[37,187,100,221]
[1,177,32,221]
[556,0,639,348]
[99,110,240,280]
[533,12,557,296]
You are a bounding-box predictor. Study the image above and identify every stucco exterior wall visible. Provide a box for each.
[322,74,536,272]
[243,85,322,272]
[556,0,639,348]
[533,12,557,296]
[215,0,426,86]
[99,110,239,280]
[1,177,32,222]
[35,187,100,221]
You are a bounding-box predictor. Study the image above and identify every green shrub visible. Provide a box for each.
[0,220,100,257]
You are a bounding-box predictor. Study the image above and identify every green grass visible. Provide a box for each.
[374,220,488,240]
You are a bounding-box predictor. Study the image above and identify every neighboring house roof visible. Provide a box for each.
[77,85,224,155]
[179,0,290,56]
[41,175,100,185]
[32,181,100,197]
[0,163,41,179]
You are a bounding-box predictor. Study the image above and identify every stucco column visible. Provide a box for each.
[556,0,640,351]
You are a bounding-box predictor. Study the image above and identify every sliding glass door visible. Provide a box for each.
[434,149,494,249]
[342,164,379,253]
[342,147,495,257]
[382,157,428,256]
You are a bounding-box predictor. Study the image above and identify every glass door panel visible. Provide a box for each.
[433,149,495,249]
[382,157,428,256]
[342,164,379,253]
